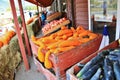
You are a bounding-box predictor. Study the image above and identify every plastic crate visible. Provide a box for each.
[66,40,119,80]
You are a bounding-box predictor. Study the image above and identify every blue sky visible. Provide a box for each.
[0,0,34,11]
[0,0,9,11]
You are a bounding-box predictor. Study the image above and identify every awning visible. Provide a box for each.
[25,0,54,7]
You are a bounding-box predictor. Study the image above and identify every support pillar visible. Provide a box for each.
[18,0,32,56]
[9,0,30,70]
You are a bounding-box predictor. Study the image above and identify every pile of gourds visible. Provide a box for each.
[31,26,98,69]
[0,30,16,48]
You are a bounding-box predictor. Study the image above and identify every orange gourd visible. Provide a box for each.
[38,47,45,62]
[42,37,57,44]
[62,33,73,40]
[31,35,37,42]
[58,46,75,52]
[61,26,67,30]
[0,30,16,45]
[56,29,72,36]
[79,30,91,37]
[49,33,57,39]
[58,39,81,47]
[88,33,97,40]
[44,51,53,69]
[70,27,76,33]
[47,40,63,49]
[26,18,34,25]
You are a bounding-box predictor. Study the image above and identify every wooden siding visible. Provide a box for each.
[74,0,88,29]
[67,0,89,29]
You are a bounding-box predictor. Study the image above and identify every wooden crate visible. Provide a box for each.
[33,56,57,80]
[31,34,102,80]
[46,12,62,22]
[66,40,119,80]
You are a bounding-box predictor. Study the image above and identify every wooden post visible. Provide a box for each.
[9,0,30,70]
[36,1,41,27]
[57,0,62,12]
[18,0,32,56]
[116,0,120,40]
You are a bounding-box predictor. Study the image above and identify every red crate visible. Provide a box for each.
[33,56,57,80]
[66,40,119,80]
[31,34,102,80]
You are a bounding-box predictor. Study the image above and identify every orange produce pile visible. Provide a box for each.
[31,26,98,69]
[0,30,16,48]
[42,17,67,34]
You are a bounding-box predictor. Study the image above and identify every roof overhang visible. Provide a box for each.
[25,0,54,7]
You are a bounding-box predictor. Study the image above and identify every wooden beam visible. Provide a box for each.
[18,0,32,56]
[36,1,41,29]
[57,0,62,12]
[116,0,120,40]
[9,0,30,70]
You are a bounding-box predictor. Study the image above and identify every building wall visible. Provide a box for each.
[66,0,89,29]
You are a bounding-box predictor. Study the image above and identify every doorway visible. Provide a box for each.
[89,0,117,42]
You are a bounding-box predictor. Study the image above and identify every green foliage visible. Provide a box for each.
[12,16,22,24]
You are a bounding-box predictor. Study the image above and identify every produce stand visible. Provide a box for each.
[42,19,70,36]
[66,40,119,80]
[46,12,62,22]
[30,34,102,80]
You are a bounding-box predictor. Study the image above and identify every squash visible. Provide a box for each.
[42,37,57,44]
[47,40,63,49]
[79,30,91,37]
[61,26,67,30]
[70,27,76,33]
[38,47,45,62]
[56,29,72,36]
[88,33,97,40]
[58,46,75,52]
[58,39,81,47]
[44,51,53,69]
[62,33,73,40]
[31,35,37,42]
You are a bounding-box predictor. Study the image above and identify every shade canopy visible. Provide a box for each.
[25,0,54,7]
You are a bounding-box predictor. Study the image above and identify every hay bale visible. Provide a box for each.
[9,35,20,55]
[26,23,34,38]
[7,51,21,70]
[0,45,10,73]
[2,68,14,80]
[26,18,41,38]
[32,18,41,34]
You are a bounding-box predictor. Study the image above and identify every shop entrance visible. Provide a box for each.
[90,0,117,42]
